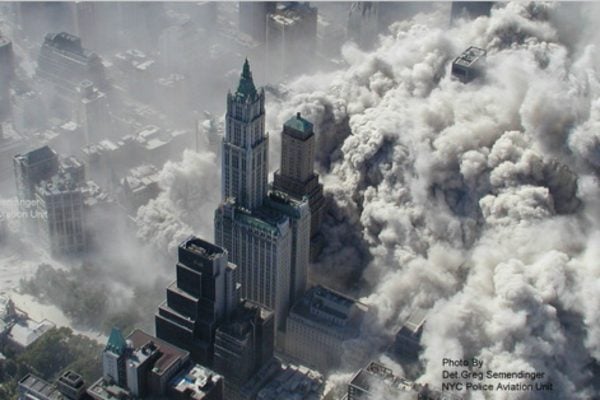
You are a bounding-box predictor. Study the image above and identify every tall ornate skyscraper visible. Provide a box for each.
[215,61,310,342]
[222,59,268,210]
[273,113,326,242]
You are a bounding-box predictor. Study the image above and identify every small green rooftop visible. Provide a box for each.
[234,58,258,101]
[284,112,313,139]
[105,327,127,355]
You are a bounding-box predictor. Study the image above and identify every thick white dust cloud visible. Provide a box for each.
[136,149,219,255]
[264,2,600,398]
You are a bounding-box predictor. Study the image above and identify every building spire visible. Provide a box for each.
[235,58,257,100]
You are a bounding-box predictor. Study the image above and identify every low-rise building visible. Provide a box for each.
[6,318,55,353]
[117,164,160,213]
[347,361,415,400]
[19,373,67,400]
[90,328,222,400]
[451,46,486,83]
[285,285,369,373]
[168,363,224,400]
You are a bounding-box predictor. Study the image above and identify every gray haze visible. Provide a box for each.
[2,2,600,399]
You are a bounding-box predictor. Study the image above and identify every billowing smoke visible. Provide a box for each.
[266,2,600,398]
[136,149,219,256]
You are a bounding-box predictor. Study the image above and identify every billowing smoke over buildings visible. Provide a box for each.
[4,2,600,398]
[265,2,600,398]
[136,149,219,256]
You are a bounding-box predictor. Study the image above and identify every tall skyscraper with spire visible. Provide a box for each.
[215,61,310,344]
[222,59,268,210]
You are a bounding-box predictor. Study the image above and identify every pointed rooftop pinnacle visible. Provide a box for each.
[105,327,127,355]
[235,58,258,101]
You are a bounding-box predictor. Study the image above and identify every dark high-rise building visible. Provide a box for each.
[239,2,276,43]
[13,145,60,207]
[155,236,239,366]
[273,113,326,243]
[215,61,310,339]
[155,236,275,400]
[36,32,107,102]
[388,309,426,362]
[214,300,274,395]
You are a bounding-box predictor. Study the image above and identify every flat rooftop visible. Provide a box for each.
[170,363,222,399]
[127,329,189,377]
[403,309,427,334]
[256,362,324,400]
[289,285,368,337]
[453,46,486,68]
[181,236,225,259]
[350,361,414,395]
[8,318,54,348]
[19,374,66,400]
[87,378,132,400]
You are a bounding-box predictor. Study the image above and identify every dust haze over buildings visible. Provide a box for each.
[3,1,600,399]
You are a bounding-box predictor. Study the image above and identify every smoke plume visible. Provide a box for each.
[266,2,600,398]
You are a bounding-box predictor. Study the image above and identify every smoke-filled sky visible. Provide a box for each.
[257,2,600,398]
[132,2,600,398]
[5,2,600,398]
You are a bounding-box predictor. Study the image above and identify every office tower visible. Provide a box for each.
[155,236,276,400]
[214,300,274,397]
[0,35,14,121]
[34,169,87,257]
[222,59,268,210]
[12,88,48,134]
[36,32,107,100]
[215,61,310,337]
[102,327,129,387]
[388,309,426,362]
[266,3,318,81]
[75,2,99,51]
[13,146,60,207]
[272,113,326,242]
[239,2,276,43]
[155,236,239,366]
[13,147,92,256]
[285,285,369,372]
[347,2,380,50]
[77,80,111,144]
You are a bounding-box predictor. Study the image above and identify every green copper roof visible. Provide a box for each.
[235,59,258,101]
[105,327,127,355]
[284,112,313,138]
